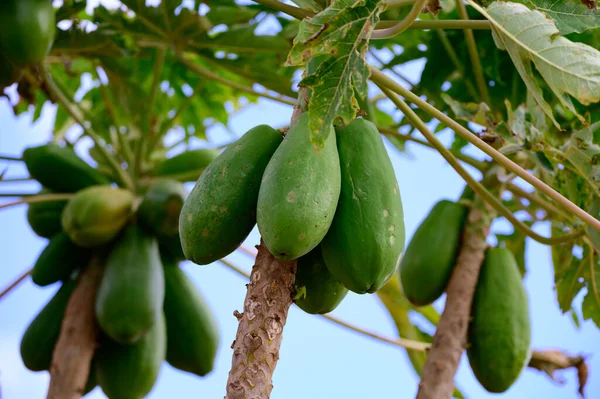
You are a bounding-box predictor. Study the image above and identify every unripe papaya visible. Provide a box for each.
[257,114,341,260]
[96,312,166,399]
[399,200,468,306]
[153,148,220,180]
[180,124,282,265]
[321,118,404,294]
[163,256,220,376]
[0,0,56,66]
[20,279,76,371]
[294,246,348,314]
[22,144,110,193]
[26,188,68,238]
[137,179,188,238]
[32,232,91,287]
[467,247,532,393]
[96,224,165,344]
[61,185,134,248]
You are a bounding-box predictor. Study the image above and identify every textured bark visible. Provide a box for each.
[46,259,103,399]
[416,203,492,399]
[225,240,297,399]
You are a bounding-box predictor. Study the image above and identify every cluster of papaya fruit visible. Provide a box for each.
[20,143,220,398]
[0,0,56,89]
[180,113,406,314]
[399,195,532,393]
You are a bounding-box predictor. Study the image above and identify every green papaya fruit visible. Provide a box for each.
[22,144,110,193]
[180,124,283,265]
[32,232,91,287]
[62,185,134,248]
[399,200,468,306]
[294,246,348,314]
[20,280,76,371]
[321,118,404,294]
[0,51,23,89]
[0,0,55,66]
[153,148,220,181]
[467,247,532,393]
[138,179,188,238]
[96,224,165,344]
[96,312,166,399]
[163,256,220,376]
[257,114,341,260]
[26,188,68,238]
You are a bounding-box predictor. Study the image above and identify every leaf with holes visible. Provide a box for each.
[286,0,386,149]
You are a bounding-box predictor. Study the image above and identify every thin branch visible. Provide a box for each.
[252,0,313,19]
[0,177,34,183]
[372,0,428,39]
[0,193,37,197]
[507,183,574,223]
[369,67,600,233]
[378,20,491,30]
[0,269,31,300]
[177,54,296,106]
[0,155,22,162]
[377,86,584,246]
[369,50,414,88]
[41,66,134,191]
[0,194,73,210]
[455,0,490,104]
[145,47,167,160]
[378,126,488,171]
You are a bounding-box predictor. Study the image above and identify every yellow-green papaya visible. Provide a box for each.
[467,247,532,393]
[61,185,134,248]
[321,118,404,294]
[180,124,282,265]
[257,113,341,260]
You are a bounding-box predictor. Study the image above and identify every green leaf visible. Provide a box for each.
[582,288,600,327]
[290,0,324,13]
[441,94,491,126]
[479,0,600,35]
[286,0,386,149]
[206,5,260,26]
[478,2,600,128]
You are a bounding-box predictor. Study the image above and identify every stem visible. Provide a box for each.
[378,126,487,171]
[506,183,574,223]
[252,0,312,19]
[177,54,296,106]
[378,20,491,30]
[0,269,31,300]
[0,194,73,210]
[433,28,479,100]
[369,67,600,232]
[385,0,415,9]
[41,67,134,191]
[455,0,490,104]
[369,50,414,88]
[46,259,103,399]
[0,155,22,162]
[225,240,297,398]
[372,0,428,39]
[0,193,37,197]
[0,177,34,182]
[378,86,584,246]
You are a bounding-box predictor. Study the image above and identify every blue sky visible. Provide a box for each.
[1,1,599,398]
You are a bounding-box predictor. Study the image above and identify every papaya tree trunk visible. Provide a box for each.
[225,240,297,398]
[416,199,494,399]
[46,257,103,399]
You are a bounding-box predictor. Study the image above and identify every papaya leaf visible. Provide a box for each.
[475,1,600,128]
[286,0,386,149]
[290,0,324,13]
[478,0,600,35]
[441,94,491,126]
[200,25,291,54]
[206,5,260,26]
[562,121,600,193]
